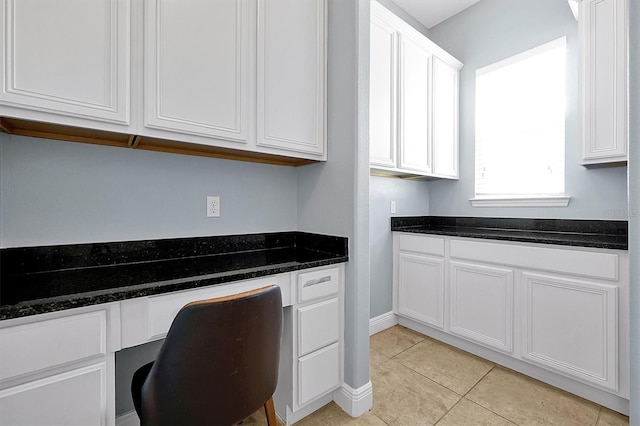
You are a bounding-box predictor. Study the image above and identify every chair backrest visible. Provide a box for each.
[139,285,283,426]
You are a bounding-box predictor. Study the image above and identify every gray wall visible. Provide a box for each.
[0,134,298,248]
[627,0,639,422]
[0,133,301,415]
[374,0,430,37]
[427,0,628,219]
[369,176,429,318]
[368,0,432,322]
[297,0,371,391]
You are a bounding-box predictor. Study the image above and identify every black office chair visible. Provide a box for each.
[131,285,283,426]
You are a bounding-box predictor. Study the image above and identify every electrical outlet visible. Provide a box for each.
[206,196,220,217]
[390,201,397,214]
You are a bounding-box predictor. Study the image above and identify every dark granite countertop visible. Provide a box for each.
[0,232,348,320]
[391,216,627,250]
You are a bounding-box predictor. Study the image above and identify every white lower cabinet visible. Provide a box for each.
[449,261,514,354]
[397,253,444,329]
[0,363,108,426]
[291,266,343,413]
[393,232,628,408]
[521,271,618,391]
[0,305,118,426]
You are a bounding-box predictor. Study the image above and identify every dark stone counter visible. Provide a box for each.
[0,232,348,320]
[391,216,627,250]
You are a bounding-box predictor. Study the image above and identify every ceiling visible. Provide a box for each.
[391,0,481,29]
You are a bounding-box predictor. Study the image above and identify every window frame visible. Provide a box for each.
[469,37,571,208]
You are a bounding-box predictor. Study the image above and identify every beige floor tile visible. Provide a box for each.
[394,337,494,395]
[435,398,516,426]
[597,407,630,426]
[371,359,460,426]
[369,348,390,368]
[242,406,284,426]
[467,367,600,426]
[370,325,425,358]
[293,402,387,426]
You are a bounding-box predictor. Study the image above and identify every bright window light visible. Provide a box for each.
[475,37,566,198]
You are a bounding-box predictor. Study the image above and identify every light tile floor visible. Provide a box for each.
[247,325,630,426]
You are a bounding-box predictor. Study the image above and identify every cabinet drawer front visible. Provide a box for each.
[297,298,339,357]
[298,267,339,303]
[0,363,107,426]
[0,311,107,382]
[450,239,619,281]
[147,277,281,341]
[298,342,340,407]
[398,234,445,256]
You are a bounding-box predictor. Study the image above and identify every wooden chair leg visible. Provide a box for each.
[264,397,277,426]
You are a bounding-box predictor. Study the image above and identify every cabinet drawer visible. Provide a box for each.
[298,342,340,407]
[297,298,339,357]
[398,234,445,256]
[0,311,107,383]
[0,363,107,426]
[146,277,281,341]
[298,267,339,303]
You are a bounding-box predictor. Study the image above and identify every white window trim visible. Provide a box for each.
[469,195,571,208]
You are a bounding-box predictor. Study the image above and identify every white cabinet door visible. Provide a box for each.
[431,57,459,178]
[369,12,397,168]
[0,0,130,124]
[397,32,431,174]
[397,252,444,329]
[144,0,250,142]
[522,272,618,391]
[449,261,514,353]
[580,0,627,164]
[0,363,108,426]
[257,0,325,157]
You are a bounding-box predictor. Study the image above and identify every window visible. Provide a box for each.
[472,37,569,207]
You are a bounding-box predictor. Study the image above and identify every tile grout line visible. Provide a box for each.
[461,365,523,425]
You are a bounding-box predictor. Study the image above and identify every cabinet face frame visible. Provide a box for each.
[0,0,131,124]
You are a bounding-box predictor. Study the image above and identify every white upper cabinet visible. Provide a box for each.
[398,31,432,174]
[432,57,459,178]
[0,0,326,163]
[369,13,397,168]
[143,0,250,143]
[369,1,461,178]
[580,0,627,164]
[0,0,130,127]
[257,0,326,156]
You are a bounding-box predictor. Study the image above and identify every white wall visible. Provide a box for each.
[369,176,429,318]
[427,0,628,219]
[0,134,298,248]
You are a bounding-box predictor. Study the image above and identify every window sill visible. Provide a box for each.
[469,195,571,208]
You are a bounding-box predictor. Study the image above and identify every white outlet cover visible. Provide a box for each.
[207,196,220,217]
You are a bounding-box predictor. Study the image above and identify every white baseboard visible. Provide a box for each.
[333,381,373,418]
[369,311,397,336]
[115,410,139,426]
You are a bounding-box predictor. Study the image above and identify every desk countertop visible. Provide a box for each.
[0,232,348,320]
